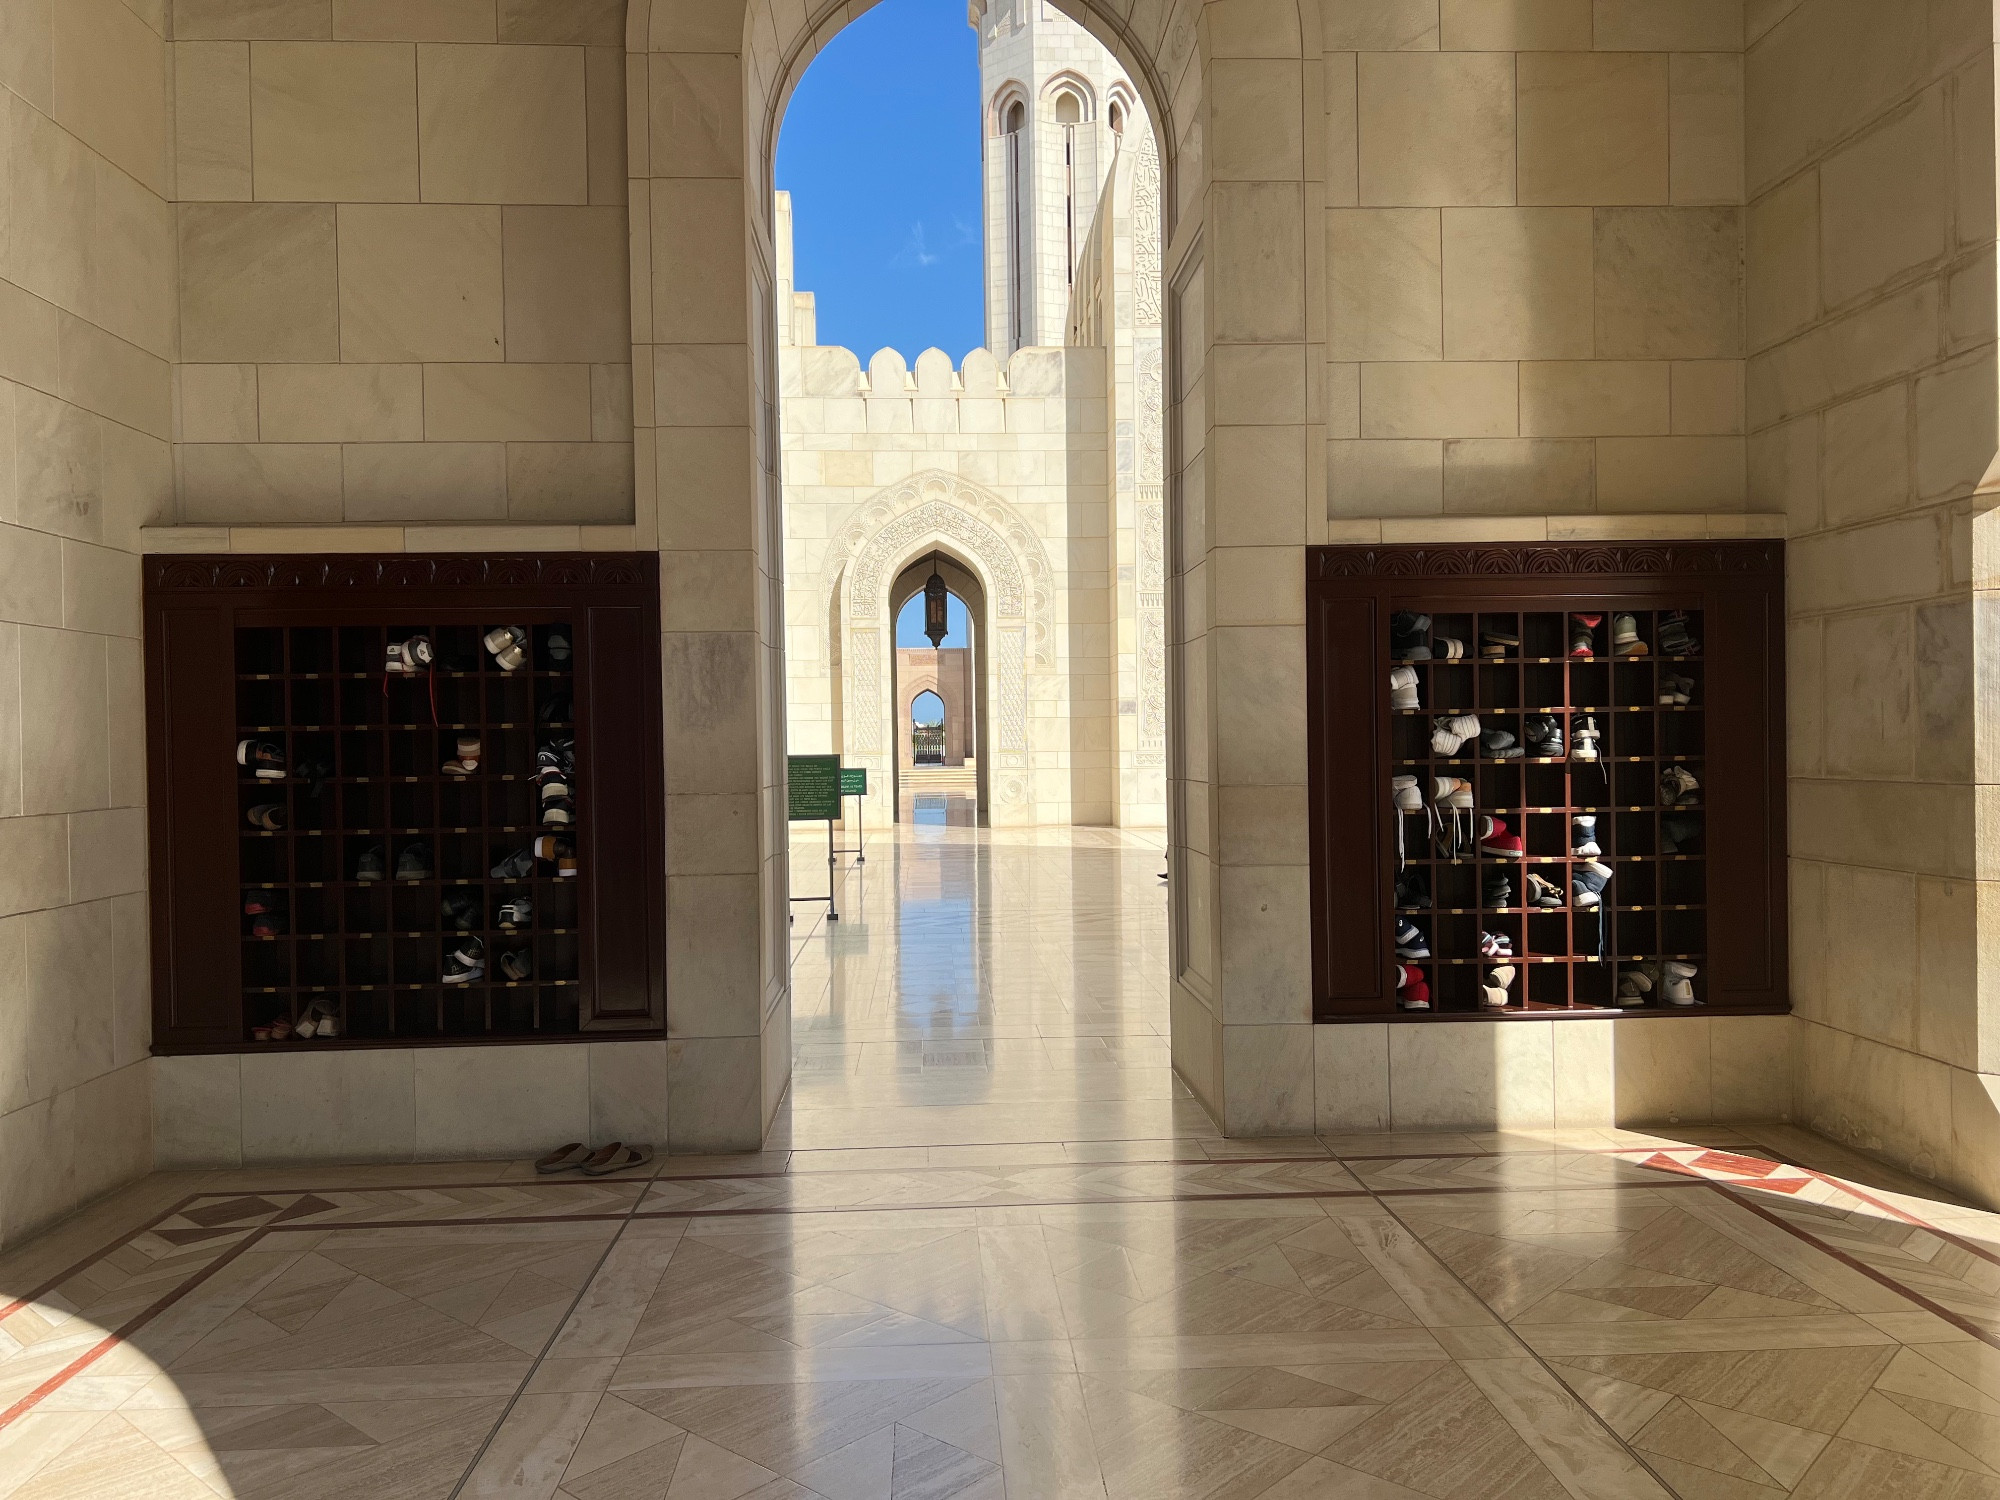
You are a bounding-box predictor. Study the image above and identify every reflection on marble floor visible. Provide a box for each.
[8,827,2000,1495]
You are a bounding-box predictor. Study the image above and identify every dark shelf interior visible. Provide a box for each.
[1387,608,1706,1016]
[234,621,584,1045]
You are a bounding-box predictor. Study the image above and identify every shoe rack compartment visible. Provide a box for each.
[1307,543,1786,1023]
[146,555,665,1053]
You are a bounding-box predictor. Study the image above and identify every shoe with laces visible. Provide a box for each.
[1570,716,1600,763]
[442,936,485,985]
[1432,714,1480,756]
[237,738,286,780]
[540,797,575,826]
[385,635,433,675]
[1571,814,1600,857]
[396,842,434,880]
[1660,765,1700,807]
[484,625,529,671]
[1525,873,1565,908]
[1481,963,1516,1010]
[1658,612,1698,656]
[1569,614,1601,658]
[355,844,386,882]
[1572,859,1613,908]
[1395,918,1429,958]
[497,894,533,929]
[1618,962,1658,1006]
[1612,614,1647,657]
[1477,815,1523,858]
[1396,963,1431,1011]
[537,737,576,776]
[442,735,481,776]
[1433,777,1473,856]
[1389,666,1420,710]
[1523,714,1564,758]
[1481,729,1523,759]
[441,889,480,931]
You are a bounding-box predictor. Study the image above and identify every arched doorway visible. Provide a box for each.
[888,548,988,820]
[634,0,1323,1145]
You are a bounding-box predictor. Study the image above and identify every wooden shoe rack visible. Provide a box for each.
[1306,542,1788,1023]
[145,555,666,1053]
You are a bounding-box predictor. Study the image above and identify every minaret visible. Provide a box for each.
[970,0,1139,355]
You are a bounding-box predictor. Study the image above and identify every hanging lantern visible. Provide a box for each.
[923,555,949,648]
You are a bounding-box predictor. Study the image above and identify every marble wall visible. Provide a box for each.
[1744,0,2000,1197]
[168,0,634,527]
[0,0,171,1248]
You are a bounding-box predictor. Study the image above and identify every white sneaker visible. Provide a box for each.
[1571,814,1600,857]
[1664,961,1698,1006]
[1390,665,1420,710]
[1570,716,1600,763]
[1481,964,1516,1010]
[1431,714,1480,755]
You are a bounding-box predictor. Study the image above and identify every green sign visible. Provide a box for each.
[840,766,868,797]
[787,754,842,821]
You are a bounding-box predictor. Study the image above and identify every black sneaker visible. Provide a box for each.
[1394,870,1431,910]
[540,797,575,826]
[294,759,330,798]
[497,894,533,929]
[498,949,531,981]
[1390,611,1432,662]
[441,889,480,931]
[395,841,433,881]
[537,737,575,777]
[1658,612,1699,656]
[385,634,433,675]
[355,844,386,882]
[1522,714,1563,757]
[1661,814,1702,855]
[1481,729,1522,759]
[1483,873,1512,908]
[237,738,285,780]
[243,893,287,937]
[443,936,485,985]
[491,845,534,879]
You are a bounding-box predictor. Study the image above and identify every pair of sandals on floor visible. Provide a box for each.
[536,1140,653,1176]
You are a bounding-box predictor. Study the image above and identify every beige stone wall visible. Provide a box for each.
[1323,3,1749,522]
[1746,0,2000,1195]
[0,0,170,1246]
[169,0,634,527]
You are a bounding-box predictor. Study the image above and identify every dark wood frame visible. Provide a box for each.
[145,554,667,1054]
[1307,541,1788,1024]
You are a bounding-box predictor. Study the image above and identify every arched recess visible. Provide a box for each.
[628,0,1324,1148]
[818,470,1059,824]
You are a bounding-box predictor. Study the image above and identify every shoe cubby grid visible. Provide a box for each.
[1390,608,1705,1015]
[236,622,580,1044]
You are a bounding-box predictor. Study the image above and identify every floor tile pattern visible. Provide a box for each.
[4,820,1999,1496]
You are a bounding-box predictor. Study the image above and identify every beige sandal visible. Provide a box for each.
[535,1141,590,1174]
[581,1142,653,1176]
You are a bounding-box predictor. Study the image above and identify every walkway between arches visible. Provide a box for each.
[6,825,1999,1496]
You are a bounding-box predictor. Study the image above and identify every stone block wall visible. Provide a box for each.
[168,0,634,527]
[0,0,170,1247]
[1744,0,2000,1196]
[1323,2,1749,521]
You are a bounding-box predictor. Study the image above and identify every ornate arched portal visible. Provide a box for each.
[629,0,1323,1146]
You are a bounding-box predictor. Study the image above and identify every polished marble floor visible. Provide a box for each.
[6,816,2000,1497]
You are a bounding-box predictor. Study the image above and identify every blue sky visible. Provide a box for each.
[775,0,985,360]
[896,591,970,648]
